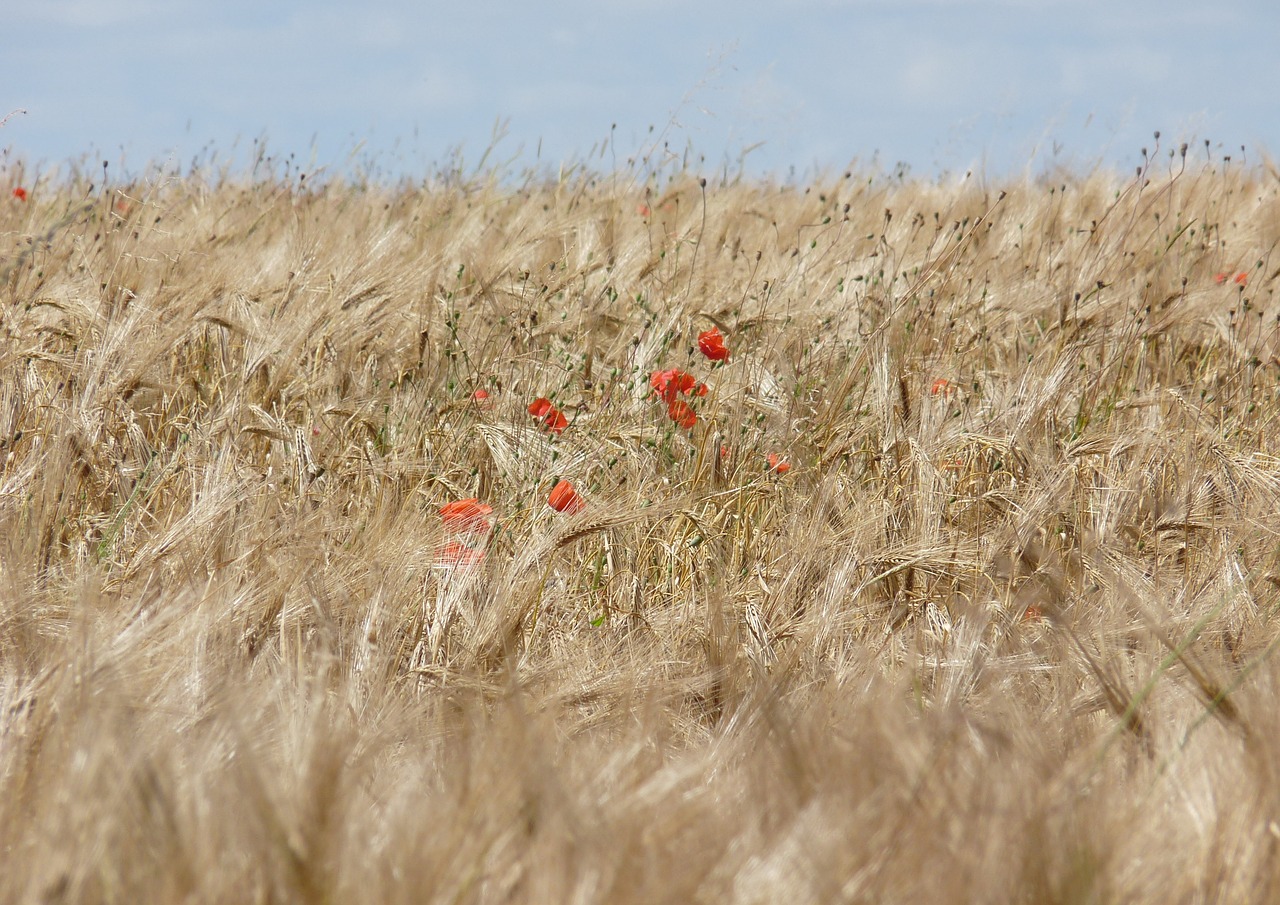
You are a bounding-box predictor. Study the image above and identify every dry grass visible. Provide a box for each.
[4,145,1280,902]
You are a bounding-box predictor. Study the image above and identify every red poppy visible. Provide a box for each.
[1214,272,1229,285]
[528,397,568,434]
[11,187,26,202]
[650,369,708,404]
[697,327,730,362]
[767,452,791,474]
[473,388,491,403]
[649,369,682,401]
[434,540,486,568]
[931,378,953,397]
[668,398,697,429]
[440,498,493,533]
[637,202,651,217]
[1234,272,1248,286]
[548,479,586,514]
[543,408,568,433]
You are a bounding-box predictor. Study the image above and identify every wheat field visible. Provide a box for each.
[3,146,1280,902]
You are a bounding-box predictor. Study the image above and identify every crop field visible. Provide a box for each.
[3,146,1280,901]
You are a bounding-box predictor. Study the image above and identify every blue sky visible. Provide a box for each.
[4,0,1276,182]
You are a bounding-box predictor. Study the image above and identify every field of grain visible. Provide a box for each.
[3,147,1280,901]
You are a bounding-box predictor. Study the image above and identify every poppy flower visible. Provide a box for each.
[528,397,568,434]
[649,369,683,402]
[668,398,697,430]
[11,187,26,202]
[548,479,586,514]
[930,378,953,397]
[637,203,651,217]
[1234,272,1248,286]
[697,327,730,362]
[767,452,791,474]
[472,388,493,408]
[439,498,493,533]
[1214,272,1229,285]
[543,408,569,433]
[434,540,486,568]
[650,369,708,404]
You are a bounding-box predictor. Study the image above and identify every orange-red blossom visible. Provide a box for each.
[436,498,492,569]
[434,541,486,568]
[650,368,707,429]
[439,498,493,533]
[697,327,730,362]
[547,479,586,514]
[668,399,697,430]
[528,397,569,434]
[650,369,708,403]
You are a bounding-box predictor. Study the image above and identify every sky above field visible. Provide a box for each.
[4,0,1277,182]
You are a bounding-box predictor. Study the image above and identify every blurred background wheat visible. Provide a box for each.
[3,149,1280,901]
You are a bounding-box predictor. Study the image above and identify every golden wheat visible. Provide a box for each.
[2,149,1280,901]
